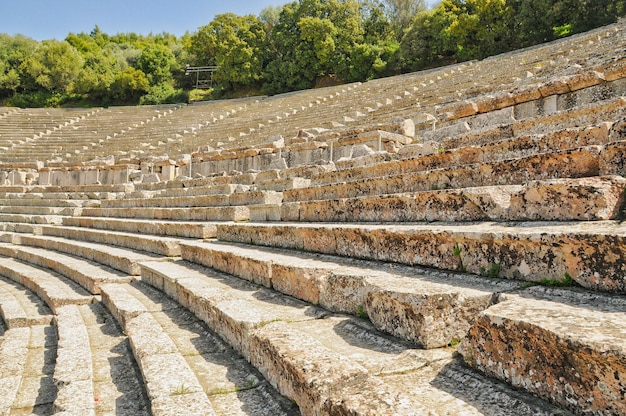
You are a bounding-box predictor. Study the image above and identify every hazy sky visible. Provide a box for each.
[0,0,438,41]
[0,0,288,40]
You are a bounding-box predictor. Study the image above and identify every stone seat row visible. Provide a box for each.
[0,246,292,415]
[0,216,623,415]
[0,229,588,414]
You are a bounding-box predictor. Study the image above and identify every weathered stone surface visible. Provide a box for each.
[62,216,217,239]
[507,175,626,220]
[285,146,602,203]
[39,225,181,257]
[0,256,93,313]
[600,140,626,176]
[0,276,53,329]
[53,305,95,416]
[609,117,626,142]
[137,258,568,415]
[0,327,30,412]
[216,221,626,293]
[0,243,130,294]
[459,286,626,416]
[180,240,521,348]
[17,233,159,276]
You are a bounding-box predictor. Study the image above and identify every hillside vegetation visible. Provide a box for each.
[0,0,624,107]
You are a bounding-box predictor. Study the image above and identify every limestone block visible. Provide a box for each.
[514,100,540,120]
[538,78,570,97]
[564,71,605,91]
[600,140,626,176]
[248,321,410,415]
[511,84,542,104]
[508,176,626,221]
[440,100,479,121]
[459,287,626,416]
[609,117,626,142]
[423,122,471,143]
[473,95,498,114]
[599,57,626,81]
[490,90,516,110]
[216,220,626,293]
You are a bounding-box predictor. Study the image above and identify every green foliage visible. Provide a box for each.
[539,273,578,287]
[382,0,427,37]
[480,263,502,278]
[263,0,365,94]
[21,40,83,93]
[357,305,369,319]
[189,13,266,92]
[140,83,188,105]
[137,44,177,85]
[2,0,624,107]
[109,67,150,104]
[448,338,462,347]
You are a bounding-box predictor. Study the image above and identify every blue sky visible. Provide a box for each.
[1,0,437,41]
[0,0,287,40]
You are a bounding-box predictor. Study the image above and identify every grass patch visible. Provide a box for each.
[357,305,369,319]
[171,383,193,396]
[539,273,578,287]
[480,263,502,278]
[448,338,462,347]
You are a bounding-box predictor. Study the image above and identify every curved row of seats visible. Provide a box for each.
[0,19,625,416]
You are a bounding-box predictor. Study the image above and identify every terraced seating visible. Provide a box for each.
[0,277,56,415]
[1,18,626,416]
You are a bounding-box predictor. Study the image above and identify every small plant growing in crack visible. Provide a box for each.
[171,383,193,396]
[540,273,578,287]
[357,305,369,319]
[481,263,502,278]
[448,338,462,347]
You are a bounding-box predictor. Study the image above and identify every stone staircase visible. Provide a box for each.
[0,19,625,416]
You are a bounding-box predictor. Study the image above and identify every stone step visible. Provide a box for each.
[8,232,164,276]
[215,220,626,294]
[62,216,217,239]
[81,205,250,222]
[101,190,282,209]
[51,303,151,416]
[101,281,299,416]
[0,327,41,415]
[322,121,607,187]
[52,304,96,416]
[3,324,58,415]
[79,302,151,416]
[0,276,53,329]
[0,222,37,235]
[0,256,94,313]
[0,243,131,295]
[459,286,626,415]
[38,225,183,257]
[0,212,64,225]
[282,175,626,222]
[180,240,522,348]
[0,198,97,208]
[0,205,81,216]
[136,259,570,415]
[285,146,603,203]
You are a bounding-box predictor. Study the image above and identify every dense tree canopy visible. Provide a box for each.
[0,0,624,107]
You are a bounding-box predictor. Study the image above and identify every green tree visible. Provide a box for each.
[109,67,150,103]
[263,0,364,94]
[381,0,427,37]
[21,40,83,93]
[137,43,177,85]
[446,0,515,61]
[188,13,266,91]
[0,34,37,97]
[398,6,457,70]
